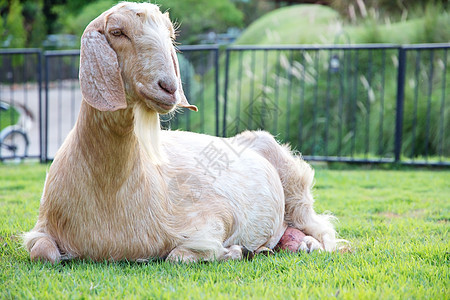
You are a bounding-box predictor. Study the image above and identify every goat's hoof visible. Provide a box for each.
[255,246,274,256]
[29,237,61,264]
[240,246,254,260]
[275,227,307,252]
[166,248,198,263]
[223,245,249,261]
[299,236,324,253]
[322,233,338,252]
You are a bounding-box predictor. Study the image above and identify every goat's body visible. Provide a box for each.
[25,104,335,262]
[25,104,299,262]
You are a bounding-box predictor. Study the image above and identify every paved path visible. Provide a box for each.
[1,81,82,160]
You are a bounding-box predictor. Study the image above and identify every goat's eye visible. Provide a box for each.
[111,29,123,37]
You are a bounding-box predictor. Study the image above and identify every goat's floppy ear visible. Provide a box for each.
[79,16,127,112]
[171,47,198,112]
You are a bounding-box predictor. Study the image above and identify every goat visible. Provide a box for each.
[23,2,339,263]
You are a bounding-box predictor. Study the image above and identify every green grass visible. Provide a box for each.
[1,163,449,298]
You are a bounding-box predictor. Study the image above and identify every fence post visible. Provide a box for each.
[37,50,45,163]
[394,47,406,163]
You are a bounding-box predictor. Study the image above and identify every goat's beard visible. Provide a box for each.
[133,102,168,165]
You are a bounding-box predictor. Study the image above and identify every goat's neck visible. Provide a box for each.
[69,101,175,242]
[75,101,139,184]
[75,101,165,179]
[77,100,135,136]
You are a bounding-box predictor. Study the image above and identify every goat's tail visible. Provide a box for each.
[240,130,339,251]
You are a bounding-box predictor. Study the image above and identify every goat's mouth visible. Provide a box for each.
[138,89,176,113]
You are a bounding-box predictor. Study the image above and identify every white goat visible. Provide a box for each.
[23,2,339,263]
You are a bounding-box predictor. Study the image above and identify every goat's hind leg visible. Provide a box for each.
[23,231,61,264]
[282,158,338,252]
[245,131,338,252]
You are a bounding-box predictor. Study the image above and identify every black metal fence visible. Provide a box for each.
[0,43,448,166]
[399,45,449,165]
[223,44,449,166]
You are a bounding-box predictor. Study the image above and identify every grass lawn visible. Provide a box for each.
[0,163,448,299]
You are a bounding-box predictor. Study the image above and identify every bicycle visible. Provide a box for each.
[0,101,30,161]
[0,125,29,161]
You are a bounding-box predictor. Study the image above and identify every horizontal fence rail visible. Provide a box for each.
[0,44,448,166]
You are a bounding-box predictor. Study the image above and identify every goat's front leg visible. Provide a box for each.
[166,217,247,263]
[24,231,61,264]
[166,247,199,263]
[166,245,247,263]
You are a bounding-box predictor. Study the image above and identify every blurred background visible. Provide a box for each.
[0,0,449,165]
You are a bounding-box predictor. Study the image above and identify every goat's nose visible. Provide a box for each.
[158,78,177,95]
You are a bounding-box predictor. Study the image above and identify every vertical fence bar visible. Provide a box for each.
[23,54,28,110]
[222,48,230,137]
[37,51,44,163]
[9,54,14,153]
[337,49,345,157]
[377,49,386,159]
[394,47,406,163]
[286,50,294,142]
[411,50,421,160]
[262,49,268,129]
[214,47,219,137]
[365,49,373,158]
[311,50,320,155]
[70,55,77,126]
[235,51,243,135]
[424,49,435,161]
[351,49,359,159]
[274,50,281,134]
[44,52,49,162]
[298,50,306,148]
[248,50,256,129]
[324,49,332,157]
[286,50,294,140]
[57,56,63,145]
[438,49,447,161]
[183,54,191,131]
[200,52,205,133]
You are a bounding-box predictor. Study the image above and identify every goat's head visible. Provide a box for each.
[79,2,197,114]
